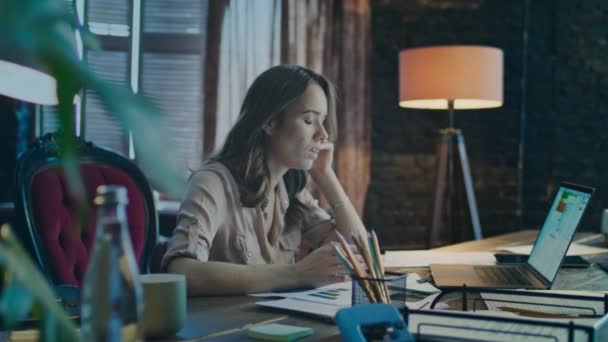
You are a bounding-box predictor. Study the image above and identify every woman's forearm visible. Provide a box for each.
[167,257,303,296]
[312,170,367,240]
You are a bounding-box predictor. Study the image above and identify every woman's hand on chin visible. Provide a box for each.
[309,141,334,181]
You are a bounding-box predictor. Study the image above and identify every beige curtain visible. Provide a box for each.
[282,0,371,215]
[211,0,283,151]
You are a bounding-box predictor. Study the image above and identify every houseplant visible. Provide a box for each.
[0,0,185,339]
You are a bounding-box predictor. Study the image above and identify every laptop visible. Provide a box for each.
[430,182,594,289]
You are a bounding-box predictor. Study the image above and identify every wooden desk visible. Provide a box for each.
[173,230,608,341]
[432,229,543,252]
[176,296,338,341]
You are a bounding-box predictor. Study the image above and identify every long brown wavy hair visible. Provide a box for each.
[211,65,337,211]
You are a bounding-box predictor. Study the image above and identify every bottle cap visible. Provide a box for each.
[94,185,129,206]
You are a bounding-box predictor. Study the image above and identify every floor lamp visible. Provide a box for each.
[0,60,60,105]
[398,45,503,247]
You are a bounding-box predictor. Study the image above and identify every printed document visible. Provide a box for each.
[251,274,443,318]
[382,251,496,268]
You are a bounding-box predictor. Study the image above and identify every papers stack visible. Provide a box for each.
[382,251,497,268]
[251,274,443,319]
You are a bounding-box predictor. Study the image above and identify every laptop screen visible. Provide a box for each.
[527,184,593,282]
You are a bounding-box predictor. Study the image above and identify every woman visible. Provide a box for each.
[162,65,367,296]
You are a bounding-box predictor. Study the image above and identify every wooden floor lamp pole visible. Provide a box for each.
[429,100,483,248]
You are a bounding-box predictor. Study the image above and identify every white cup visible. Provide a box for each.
[140,273,187,338]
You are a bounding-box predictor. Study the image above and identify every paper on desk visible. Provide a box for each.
[250,274,439,305]
[252,274,443,315]
[406,293,450,311]
[408,309,607,342]
[481,289,606,316]
[402,273,441,294]
[249,281,352,306]
[255,293,445,319]
[495,242,608,256]
[256,298,342,319]
[382,251,496,268]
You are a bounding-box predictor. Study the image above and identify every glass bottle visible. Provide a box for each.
[80,185,143,342]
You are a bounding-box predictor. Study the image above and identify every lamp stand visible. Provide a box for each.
[428,100,483,248]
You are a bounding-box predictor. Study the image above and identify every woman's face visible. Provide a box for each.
[266,83,329,170]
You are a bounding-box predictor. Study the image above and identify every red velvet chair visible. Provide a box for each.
[14,133,158,287]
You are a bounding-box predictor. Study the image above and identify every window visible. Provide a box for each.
[39,0,208,178]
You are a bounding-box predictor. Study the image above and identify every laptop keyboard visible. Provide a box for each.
[473,266,532,286]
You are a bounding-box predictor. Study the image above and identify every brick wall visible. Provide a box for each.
[365,0,608,249]
[524,0,608,235]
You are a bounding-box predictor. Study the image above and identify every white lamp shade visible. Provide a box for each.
[399,45,503,109]
[0,60,59,105]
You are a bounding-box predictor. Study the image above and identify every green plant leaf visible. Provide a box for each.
[1,0,187,339]
[0,225,78,341]
[0,272,34,329]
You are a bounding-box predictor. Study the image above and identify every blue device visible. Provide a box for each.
[335,304,414,342]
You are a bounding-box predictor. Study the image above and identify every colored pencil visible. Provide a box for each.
[370,230,391,303]
[335,231,378,303]
[352,233,387,303]
[331,241,355,275]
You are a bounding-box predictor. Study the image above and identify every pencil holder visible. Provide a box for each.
[351,275,408,308]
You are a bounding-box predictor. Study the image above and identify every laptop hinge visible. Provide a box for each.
[524,263,552,288]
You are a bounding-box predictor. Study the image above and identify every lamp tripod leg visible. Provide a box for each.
[429,136,449,248]
[455,133,483,240]
[429,131,483,247]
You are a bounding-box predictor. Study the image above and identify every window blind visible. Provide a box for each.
[40,0,209,179]
[141,52,203,176]
[40,105,61,135]
[143,0,206,34]
[83,50,130,155]
[87,0,130,36]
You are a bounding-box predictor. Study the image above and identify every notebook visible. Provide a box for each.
[247,323,314,342]
[431,182,594,289]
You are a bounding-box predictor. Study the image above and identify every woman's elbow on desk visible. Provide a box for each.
[165,257,301,296]
[166,257,208,296]
[166,257,247,296]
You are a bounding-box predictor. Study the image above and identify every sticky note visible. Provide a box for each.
[247,323,314,342]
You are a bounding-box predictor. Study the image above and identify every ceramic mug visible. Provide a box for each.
[140,273,187,338]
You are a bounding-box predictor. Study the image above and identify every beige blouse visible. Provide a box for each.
[161,162,336,270]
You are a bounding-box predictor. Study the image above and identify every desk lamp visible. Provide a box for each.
[399,45,503,247]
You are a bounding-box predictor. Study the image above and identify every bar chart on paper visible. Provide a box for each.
[307,287,350,302]
[249,282,352,307]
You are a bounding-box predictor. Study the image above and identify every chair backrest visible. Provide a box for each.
[14,133,158,287]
